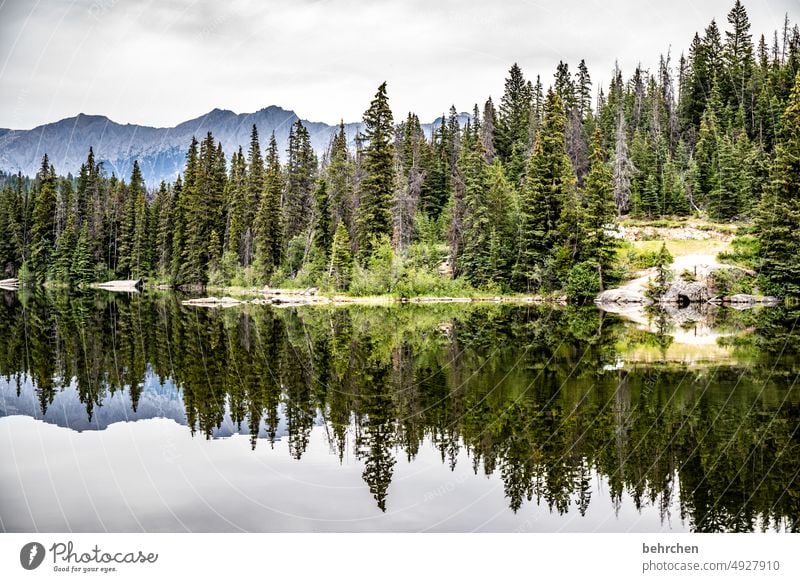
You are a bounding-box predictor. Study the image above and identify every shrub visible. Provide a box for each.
[566,261,601,302]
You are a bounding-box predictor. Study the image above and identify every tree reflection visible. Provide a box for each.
[0,291,799,530]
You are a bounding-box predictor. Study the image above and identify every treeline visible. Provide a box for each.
[2,1,800,296]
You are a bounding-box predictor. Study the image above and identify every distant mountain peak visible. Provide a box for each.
[0,107,452,186]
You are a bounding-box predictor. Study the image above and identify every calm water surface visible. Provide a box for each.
[1,291,799,532]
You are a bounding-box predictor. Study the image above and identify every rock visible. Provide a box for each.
[723,294,781,306]
[303,287,318,296]
[595,288,652,305]
[92,279,143,293]
[182,296,243,307]
[660,280,711,304]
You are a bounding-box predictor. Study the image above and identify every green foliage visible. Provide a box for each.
[710,267,758,296]
[755,72,800,297]
[514,90,574,292]
[645,243,674,299]
[717,234,759,269]
[329,222,353,291]
[7,5,800,297]
[566,261,601,301]
[355,82,395,259]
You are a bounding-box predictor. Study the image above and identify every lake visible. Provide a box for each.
[1,291,799,532]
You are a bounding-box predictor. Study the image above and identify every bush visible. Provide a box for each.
[710,268,757,296]
[717,235,759,270]
[566,261,601,302]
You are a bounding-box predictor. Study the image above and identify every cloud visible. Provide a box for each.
[0,0,794,129]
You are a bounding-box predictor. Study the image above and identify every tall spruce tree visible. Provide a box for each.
[355,82,395,259]
[756,72,800,296]
[514,90,575,291]
[254,133,284,279]
[29,154,57,281]
[580,129,619,290]
[495,63,531,174]
[326,122,355,233]
[284,120,317,241]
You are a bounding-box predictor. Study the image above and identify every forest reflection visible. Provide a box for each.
[1,290,799,531]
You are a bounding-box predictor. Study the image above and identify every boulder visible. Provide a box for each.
[723,294,781,306]
[660,280,711,304]
[595,288,652,305]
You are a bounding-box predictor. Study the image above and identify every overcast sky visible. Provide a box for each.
[0,0,795,129]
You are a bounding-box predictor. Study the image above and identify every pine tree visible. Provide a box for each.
[355,82,395,259]
[514,90,575,291]
[580,129,618,290]
[254,133,283,279]
[284,120,318,240]
[457,122,490,284]
[394,113,426,250]
[480,98,497,163]
[29,154,57,281]
[225,147,250,264]
[756,72,800,296]
[630,130,657,216]
[313,178,333,257]
[495,63,531,169]
[326,122,354,233]
[613,108,634,215]
[722,0,754,114]
[71,224,94,287]
[484,160,517,285]
[173,138,198,283]
[153,181,173,276]
[50,212,77,282]
[693,87,724,211]
[576,59,593,122]
[131,176,149,278]
[329,221,352,291]
[246,124,264,212]
[422,120,451,219]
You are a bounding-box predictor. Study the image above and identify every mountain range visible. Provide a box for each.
[0,107,466,186]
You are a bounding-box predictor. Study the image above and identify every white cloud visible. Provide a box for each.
[0,0,794,129]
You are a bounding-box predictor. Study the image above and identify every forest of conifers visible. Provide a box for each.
[1,1,800,297]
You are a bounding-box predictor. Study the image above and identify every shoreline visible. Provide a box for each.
[181,286,568,308]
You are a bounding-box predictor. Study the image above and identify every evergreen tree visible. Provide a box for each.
[254,133,284,279]
[580,129,618,290]
[355,82,395,259]
[613,108,634,215]
[554,61,576,114]
[29,154,57,281]
[71,224,94,286]
[722,0,754,114]
[312,178,333,256]
[756,72,800,296]
[329,222,353,291]
[326,122,355,233]
[284,120,317,240]
[480,98,497,163]
[153,181,173,276]
[173,138,198,283]
[225,147,250,264]
[576,59,593,122]
[50,212,77,282]
[514,90,575,291]
[495,63,531,172]
[457,123,490,284]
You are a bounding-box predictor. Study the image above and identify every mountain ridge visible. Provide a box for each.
[0,107,467,186]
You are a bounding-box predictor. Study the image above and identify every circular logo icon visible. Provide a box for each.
[20,542,46,570]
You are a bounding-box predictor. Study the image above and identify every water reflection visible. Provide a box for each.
[1,290,799,532]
